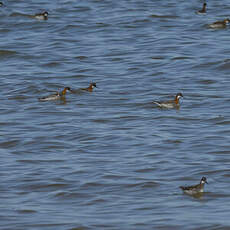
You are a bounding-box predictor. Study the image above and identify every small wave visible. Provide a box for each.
[0,140,19,148]
[10,12,29,17]
[124,181,159,188]
[150,14,178,19]
[16,209,37,214]
[198,79,217,85]
[0,50,17,57]
[68,226,90,230]
[218,62,230,70]
[54,191,92,199]
[42,62,62,68]
[172,56,192,60]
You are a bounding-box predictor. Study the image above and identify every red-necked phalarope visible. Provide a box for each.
[209,18,230,29]
[0,2,3,7]
[153,93,183,109]
[39,87,72,101]
[196,3,206,14]
[81,83,97,92]
[180,177,208,195]
[34,11,48,20]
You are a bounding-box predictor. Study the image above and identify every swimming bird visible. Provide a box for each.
[39,87,72,101]
[34,11,48,20]
[0,2,3,7]
[196,3,207,14]
[81,83,97,92]
[208,18,230,29]
[153,93,183,109]
[180,177,208,195]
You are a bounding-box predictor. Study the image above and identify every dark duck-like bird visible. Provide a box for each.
[196,3,207,14]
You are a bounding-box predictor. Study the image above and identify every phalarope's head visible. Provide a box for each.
[173,93,183,105]
[200,177,208,184]
[224,18,230,24]
[0,2,3,6]
[43,11,49,17]
[90,82,97,88]
[65,87,72,92]
[176,93,183,100]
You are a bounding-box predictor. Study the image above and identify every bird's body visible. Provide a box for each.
[34,11,48,20]
[81,83,97,92]
[180,177,208,195]
[153,93,183,109]
[209,19,230,29]
[39,87,72,101]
